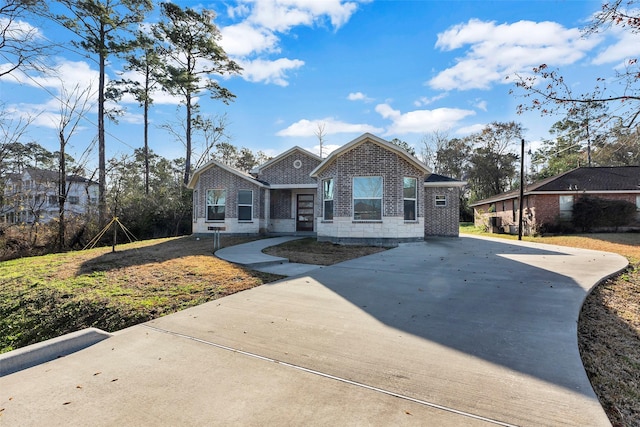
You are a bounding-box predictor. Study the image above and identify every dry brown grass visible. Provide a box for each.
[262,237,387,265]
[0,236,283,353]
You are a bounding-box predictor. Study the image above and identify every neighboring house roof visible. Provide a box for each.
[67,174,98,185]
[24,167,58,182]
[470,166,640,207]
[424,173,467,187]
[187,159,266,189]
[310,133,431,178]
[250,146,321,175]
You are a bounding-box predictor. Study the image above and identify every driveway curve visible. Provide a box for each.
[0,235,627,426]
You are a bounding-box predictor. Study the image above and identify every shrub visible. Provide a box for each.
[572,196,636,232]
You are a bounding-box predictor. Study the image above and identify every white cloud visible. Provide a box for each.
[347,91,373,102]
[592,26,640,65]
[456,123,486,135]
[474,99,488,111]
[240,58,305,86]
[220,22,280,56]
[219,0,366,86]
[306,143,342,157]
[375,103,476,135]
[276,117,383,137]
[0,58,98,93]
[429,19,600,91]
[245,0,361,32]
[414,93,448,107]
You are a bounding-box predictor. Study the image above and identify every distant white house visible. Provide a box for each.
[1,168,98,224]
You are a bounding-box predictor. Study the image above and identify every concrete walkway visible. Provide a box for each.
[215,236,323,276]
[0,235,628,426]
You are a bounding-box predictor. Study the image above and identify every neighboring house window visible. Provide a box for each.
[435,195,447,207]
[68,196,80,205]
[48,195,58,205]
[323,179,334,220]
[403,177,417,220]
[353,176,382,220]
[207,189,225,221]
[238,190,253,221]
[559,195,573,219]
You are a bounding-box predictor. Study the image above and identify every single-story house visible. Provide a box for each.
[471,166,640,234]
[187,133,466,245]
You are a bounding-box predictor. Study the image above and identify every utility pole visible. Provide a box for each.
[518,138,525,240]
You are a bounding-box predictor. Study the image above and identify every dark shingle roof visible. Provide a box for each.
[471,166,640,206]
[424,173,460,183]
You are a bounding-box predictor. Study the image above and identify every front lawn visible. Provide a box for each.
[0,236,282,354]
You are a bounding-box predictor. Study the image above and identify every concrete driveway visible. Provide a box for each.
[0,235,627,426]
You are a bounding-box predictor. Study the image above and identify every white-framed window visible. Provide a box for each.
[206,189,225,221]
[353,176,382,220]
[68,196,80,205]
[435,195,447,207]
[559,195,573,219]
[238,190,253,221]
[323,179,334,220]
[403,177,417,220]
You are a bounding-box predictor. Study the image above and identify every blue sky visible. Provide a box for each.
[1,0,638,170]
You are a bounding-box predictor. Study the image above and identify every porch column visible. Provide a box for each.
[264,188,271,233]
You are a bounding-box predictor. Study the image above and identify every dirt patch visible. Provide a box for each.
[262,237,387,265]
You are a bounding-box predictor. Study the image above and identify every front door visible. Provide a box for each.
[296,194,314,232]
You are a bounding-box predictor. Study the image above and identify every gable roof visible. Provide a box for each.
[424,173,467,187]
[250,146,321,175]
[470,166,640,206]
[310,133,430,178]
[187,159,266,190]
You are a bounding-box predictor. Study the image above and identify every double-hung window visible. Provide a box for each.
[353,176,382,220]
[238,190,253,221]
[403,177,417,220]
[323,179,334,220]
[207,189,225,221]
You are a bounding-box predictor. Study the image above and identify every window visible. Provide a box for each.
[435,195,447,207]
[68,196,80,205]
[48,195,58,205]
[238,190,253,221]
[323,179,334,220]
[207,189,225,221]
[353,176,382,220]
[559,195,573,219]
[403,177,417,220]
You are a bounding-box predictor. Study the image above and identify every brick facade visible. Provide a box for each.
[475,192,640,234]
[191,164,264,234]
[424,186,461,237]
[256,151,321,185]
[189,134,464,243]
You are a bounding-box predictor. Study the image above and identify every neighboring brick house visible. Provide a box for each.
[188,133,465,245]
[471,166,640,234]
[1,168,98,224]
